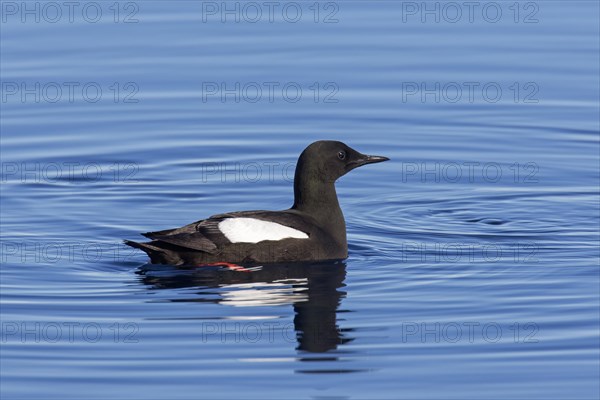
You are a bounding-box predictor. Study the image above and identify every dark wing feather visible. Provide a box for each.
[143,220,202,239]
[132,209,315,256]
[145,232,218,253]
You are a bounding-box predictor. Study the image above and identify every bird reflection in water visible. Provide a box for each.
[137,261,352,353]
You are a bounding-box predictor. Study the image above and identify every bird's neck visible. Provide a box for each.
[292,176,347,245]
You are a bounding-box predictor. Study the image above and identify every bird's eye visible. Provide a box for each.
[337,151,346,160]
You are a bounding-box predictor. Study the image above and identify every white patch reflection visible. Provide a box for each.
[219,279,309,307]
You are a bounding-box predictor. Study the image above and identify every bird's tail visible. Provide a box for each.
[124,240,175,264]
[124,239,160,253]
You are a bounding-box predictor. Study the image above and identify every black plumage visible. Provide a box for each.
[125,140,388,265]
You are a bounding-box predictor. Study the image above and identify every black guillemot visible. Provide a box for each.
[125,140,389,265]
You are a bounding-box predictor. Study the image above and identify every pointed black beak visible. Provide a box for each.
[360,154,390,165]
[346,153,390,171]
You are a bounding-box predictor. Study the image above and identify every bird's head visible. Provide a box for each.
[295,140,389,183]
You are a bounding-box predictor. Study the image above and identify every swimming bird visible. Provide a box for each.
[125,140,389,265]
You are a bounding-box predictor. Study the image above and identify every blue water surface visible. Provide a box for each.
[1,1,599,399]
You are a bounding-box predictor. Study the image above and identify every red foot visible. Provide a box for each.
[199,262,251,273]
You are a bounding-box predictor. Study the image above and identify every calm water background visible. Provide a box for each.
[1,1,599,399]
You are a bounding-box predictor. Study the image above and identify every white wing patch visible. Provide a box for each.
[218,218,309,244]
